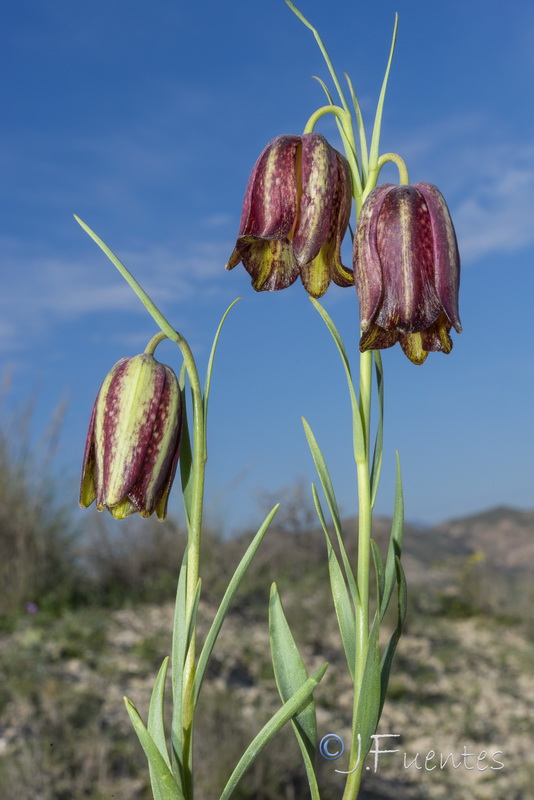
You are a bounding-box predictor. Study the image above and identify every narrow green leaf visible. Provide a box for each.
[370,539,385,610]
[305,432,359,614]
[370,351,384,508]
[309,299,366,463]
[379,557,407,716]
[194,505,278,703]
[186,578,202,655]
[325,543,356,681]
[344,71,369,182]
[178,369,193,529]
[369,14,399,169]
[219,664,328,800]
[311,485,357,677]
[124,697,184,800]
[311,74,362,197]
[354,618,381,758]
[269,585,320,799]
[285,1,349,112]
[204,298,240,419]
[303,419,342,528]
[380,452,404,621]
[170,549,188,784]
[148,657,171,773]
[73,216,178,344]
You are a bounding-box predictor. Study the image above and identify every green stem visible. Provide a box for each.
[303,104,350,134]
[376,153,409,185]
[144,331,168,355]
[74,215,204,799]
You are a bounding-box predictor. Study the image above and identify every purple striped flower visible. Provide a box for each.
[79,354,182,519]
[353,182,462,365]
[226,133,353,298]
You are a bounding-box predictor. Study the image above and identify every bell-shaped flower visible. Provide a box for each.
[79,353,182,519]
[226,133,353,298]
[353,182,461,365]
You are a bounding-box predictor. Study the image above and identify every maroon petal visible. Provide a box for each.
[300,153,353,297]
[97,356,166,508]
[292,133,338,266]
[415,182,462,333]
[128,365,182,517]
[353,184,393,330]
[238,135,301,240]
[331,153,354,288]
[374,185,442,333]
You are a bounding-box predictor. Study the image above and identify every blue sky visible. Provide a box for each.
[2,0,534,533]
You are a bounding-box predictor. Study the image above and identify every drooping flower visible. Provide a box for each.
[353,182,461,365]
[226,133,353,298]
[79,354,182,519]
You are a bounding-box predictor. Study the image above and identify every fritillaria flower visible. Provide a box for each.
[226,133,353,298]
[353,182,461,365]
[79,354,182,519]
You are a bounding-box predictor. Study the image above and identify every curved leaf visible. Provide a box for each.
[194,505,279,703]
[148,657,171,773]
[125,697,184,800]
[219,664,328,800]
[269,584,320,798]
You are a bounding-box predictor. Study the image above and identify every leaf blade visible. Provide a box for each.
[219,664,328,800]
[147,657,171,772]
[193,505,279,703]
[125,697,184,800]
[269,584,321,799]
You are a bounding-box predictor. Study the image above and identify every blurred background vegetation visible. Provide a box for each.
[1,396,533,800]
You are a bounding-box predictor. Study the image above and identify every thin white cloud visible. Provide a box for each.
[0,237,232,353]
[453,149,534,262]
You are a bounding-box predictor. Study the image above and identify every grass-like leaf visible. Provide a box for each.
[309,299,366,463]
[170,549,188,784]
[219,663,328,800]
[380,453,404,621]
[303,420,342,531]
[368,14,399,169]
[186,578,202,655]
[193,505,279,703]
[148,656,171,776]
[311,484,357,680]
[304,426,359,614]
[204,298,240,421]
[379,556,407,716]
[124,697,184,800]
[370,351,384,508]
[370,539,385,611]
[74,216,179,343]
[285,0,349,112]
[310,74,362,197]
[269,584,321,799]
[353,618,381,759]
[344,71,368,185]
[178,371,193,530]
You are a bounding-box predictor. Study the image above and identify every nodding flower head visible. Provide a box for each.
[226,133,353,298]
[79,353,182,519]
[353,182,461,365]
